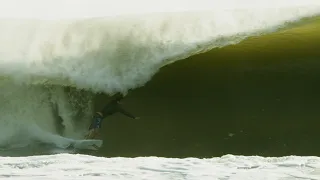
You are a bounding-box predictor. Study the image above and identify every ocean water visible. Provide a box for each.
[0,0,320,179]
[2,154,320,180]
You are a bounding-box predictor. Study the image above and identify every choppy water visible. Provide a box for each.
[0,154,319,180]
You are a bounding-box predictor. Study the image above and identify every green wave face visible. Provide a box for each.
[92,17,320,157]
[0,10,319,157]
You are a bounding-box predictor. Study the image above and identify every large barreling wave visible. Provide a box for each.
[0,0,319,94]
[0,0,319,155]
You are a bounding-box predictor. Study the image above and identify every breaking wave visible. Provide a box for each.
[0,0,319,156]
[0,2,319,94]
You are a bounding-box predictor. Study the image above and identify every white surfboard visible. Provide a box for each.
[72,139,103,150]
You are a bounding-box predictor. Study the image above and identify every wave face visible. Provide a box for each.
[0,0,319,156]
[0,2,319,93]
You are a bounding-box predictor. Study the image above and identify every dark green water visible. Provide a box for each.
[89,19,320,158]
[0,17,319,159]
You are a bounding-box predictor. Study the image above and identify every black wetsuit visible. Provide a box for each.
[89,99,136,130]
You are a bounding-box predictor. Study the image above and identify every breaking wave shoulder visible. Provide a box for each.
[0,3,319,94]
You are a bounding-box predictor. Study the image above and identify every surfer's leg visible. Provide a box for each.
[86,112,103,139]
[88,112,103,129]
[85,128,100,139]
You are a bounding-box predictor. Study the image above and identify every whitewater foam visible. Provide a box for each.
[0,80,92,149]
[0,0,320,19]
[0,0,319,150]
[0,154,320,180]
[0,6,319,94]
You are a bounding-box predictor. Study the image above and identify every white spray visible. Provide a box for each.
[0,0,319,148]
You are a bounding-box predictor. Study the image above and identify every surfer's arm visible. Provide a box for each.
[117,107,138,119]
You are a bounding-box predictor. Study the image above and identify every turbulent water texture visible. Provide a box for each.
[0,0,319,160]
[1,154,320,180]
[0,5,319,93]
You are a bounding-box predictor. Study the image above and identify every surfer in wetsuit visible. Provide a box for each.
[85,93,139,139]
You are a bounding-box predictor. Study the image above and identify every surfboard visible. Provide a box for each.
[71,139,103,150]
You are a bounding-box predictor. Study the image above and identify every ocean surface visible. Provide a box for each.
[0,0,320,179]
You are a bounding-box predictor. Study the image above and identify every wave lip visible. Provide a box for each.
[0,4,319,94]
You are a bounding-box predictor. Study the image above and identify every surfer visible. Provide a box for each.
[85,93,139,139]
